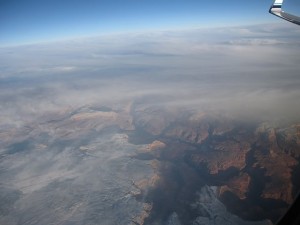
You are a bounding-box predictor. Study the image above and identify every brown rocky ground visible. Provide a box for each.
[2,101,299,225]
[130,104,300,224]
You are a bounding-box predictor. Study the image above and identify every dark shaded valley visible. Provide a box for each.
[129,103,300,225]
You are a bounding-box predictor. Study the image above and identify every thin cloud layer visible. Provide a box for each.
[0,23,300,127]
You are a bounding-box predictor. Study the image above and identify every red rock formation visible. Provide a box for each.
[132,203,153,225]
[218,173,251,199]
[165,121,209,144]
[254,126,298,204]
[190,140,251,175]
[142,140,166,152]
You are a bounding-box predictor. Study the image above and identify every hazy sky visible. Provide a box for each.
[1,23,300,126]
[0,1,300,125]
[2,0,299,45]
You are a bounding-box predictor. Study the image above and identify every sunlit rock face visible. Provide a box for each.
[1,24,300,225]
[131,107,300,225]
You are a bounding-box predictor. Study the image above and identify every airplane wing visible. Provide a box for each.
[269,0,300,25]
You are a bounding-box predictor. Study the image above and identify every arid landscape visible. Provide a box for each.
[1,24,300,225]
[1,98,300,225]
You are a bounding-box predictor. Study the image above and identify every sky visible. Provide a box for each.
[0,0,300,123]
[1,0,298,46]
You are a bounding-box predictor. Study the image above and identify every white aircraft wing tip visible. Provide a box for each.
[269,0,300,26]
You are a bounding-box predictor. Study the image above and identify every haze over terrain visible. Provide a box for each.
[0,0,300,225]
[1,24,300,123]
[1,7,300,225]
